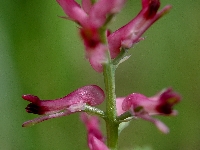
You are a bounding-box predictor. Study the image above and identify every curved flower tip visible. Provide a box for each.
[81,113,106,150]
[121,88,181,133]
[22,85,105,127]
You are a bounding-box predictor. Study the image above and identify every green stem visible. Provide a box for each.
[84,105,106,119]
[103,52,119,150]
[112,48,128,66]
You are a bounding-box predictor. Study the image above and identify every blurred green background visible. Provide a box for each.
[0,0,199,149]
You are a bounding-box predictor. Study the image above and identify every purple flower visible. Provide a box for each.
[117,88,181,133]
[81,113,108,150]
[108,0,172,58]
[22,85,105,127]
[57,0,126,72]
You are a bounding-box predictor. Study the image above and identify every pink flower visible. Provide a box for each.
[57,0,126,27]
[22,85,105,127]
[108,0,172,58]
[57,0,126,72]
[117,88,181,133]
[81,113,108,150]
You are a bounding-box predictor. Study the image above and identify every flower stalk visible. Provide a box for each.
[103,52,119,149]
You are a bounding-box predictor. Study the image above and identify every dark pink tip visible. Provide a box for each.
[156,88,181,114]
[22,94,45,115]
[80,27,101,48]
[25,103,43,114]
[143,0,160,19]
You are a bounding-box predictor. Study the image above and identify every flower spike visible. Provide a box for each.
[22,85,105,127]
[57,0,126,72]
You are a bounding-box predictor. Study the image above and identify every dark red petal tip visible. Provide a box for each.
[143,0,160,19]
[26,103,40,114]
[156,89,181,114]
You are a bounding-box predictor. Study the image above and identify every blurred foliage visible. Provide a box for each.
[0,0,200,149]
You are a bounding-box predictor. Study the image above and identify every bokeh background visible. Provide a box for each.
[0,0,199,149]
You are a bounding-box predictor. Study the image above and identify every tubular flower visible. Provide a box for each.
[120,88,181,133]
[22,85,105,127]
[57,0,126,72]
[81,113,108,150]
[108,0,172,58]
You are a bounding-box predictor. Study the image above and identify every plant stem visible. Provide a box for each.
[103,52,119,150]
[84,105,106,119]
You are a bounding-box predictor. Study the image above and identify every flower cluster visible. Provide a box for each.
[57,0,171,72]
[57,0,126,72]
[22,0,181,150]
